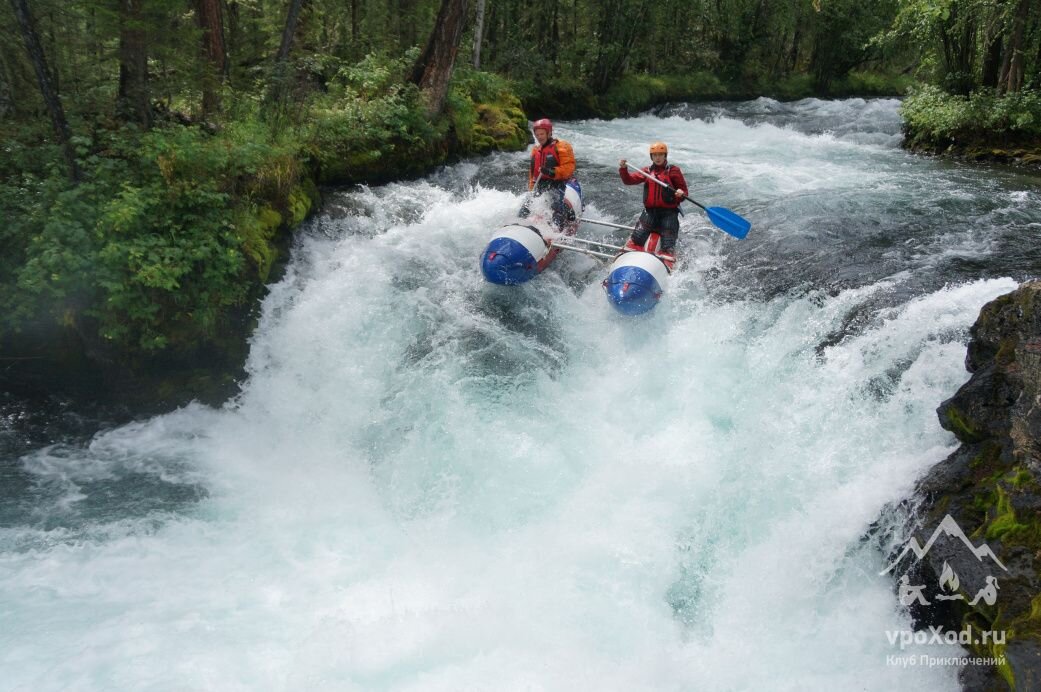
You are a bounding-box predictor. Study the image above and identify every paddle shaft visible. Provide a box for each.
[623,162,751,239]
[624,162,703,209]
[527,125,542,192]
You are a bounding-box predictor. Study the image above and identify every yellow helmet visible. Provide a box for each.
[649,142,668,155]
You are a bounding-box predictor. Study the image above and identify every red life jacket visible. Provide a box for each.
[639,164,682,209]
[530,139,562,181]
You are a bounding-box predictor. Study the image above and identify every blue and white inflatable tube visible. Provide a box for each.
[603,251,670,315]
[480,180,585,285]
[480,224,549,285]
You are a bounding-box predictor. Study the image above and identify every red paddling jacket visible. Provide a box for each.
[619,163,688,209]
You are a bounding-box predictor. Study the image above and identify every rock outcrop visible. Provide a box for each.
[878,281,1041,690]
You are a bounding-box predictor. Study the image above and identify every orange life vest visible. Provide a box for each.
[529,139,576,189]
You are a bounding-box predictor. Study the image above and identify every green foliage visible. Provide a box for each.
[0,116,315,355]
[829,70,914,97]
[877,0,1041,95]
[807,0,898,90]
[513,76,600,120]
[306,80,443,183]
[763,74,816,101]
[902,84,1041,147]
[601,73,728,116]
[447,69,528,152]
[517,72,727,119]
[303,55,528,184]
[235,205,283,283]
[0,50,532,359]
[302,50,439,182]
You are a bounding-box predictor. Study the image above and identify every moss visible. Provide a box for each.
[970,442,1003,471]
[1008,467,1036,489]
[995,639,1014,689]
[446,71,528,155]
[235,205,282,282]
[287,184,312,227]
[599,72,729,117]
[765,74,816,101]
[986,490,1029,541]
[1013,594,1041,637]
[992,595,1041,689]
[995,337,1019,367]
[946,405,987,443]
[472,102,527,152]
[985,483,1041,544]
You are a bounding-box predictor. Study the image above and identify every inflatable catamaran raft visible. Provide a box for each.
[480,164,751,315]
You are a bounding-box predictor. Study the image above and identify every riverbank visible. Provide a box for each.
[515,70,911,120]
[900,85,1041,168]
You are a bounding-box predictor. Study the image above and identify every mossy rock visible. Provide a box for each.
[944,403,988,443]
[287,184,313,226]
[985,483,1036,542]
[473,103,527,152]
[234,205,282,282]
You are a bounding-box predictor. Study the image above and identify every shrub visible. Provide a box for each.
[902,84,1041,147]
[0,116,314,357]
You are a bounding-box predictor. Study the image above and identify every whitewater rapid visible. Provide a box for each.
[2,98,1038,690]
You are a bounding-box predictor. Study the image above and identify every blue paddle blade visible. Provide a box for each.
[706,206,751,239]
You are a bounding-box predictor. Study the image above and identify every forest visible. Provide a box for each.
[1,0,1039,392]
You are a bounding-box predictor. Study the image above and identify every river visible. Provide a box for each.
[2,97,1038,690]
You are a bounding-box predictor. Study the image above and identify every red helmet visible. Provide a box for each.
[532,118,553,136]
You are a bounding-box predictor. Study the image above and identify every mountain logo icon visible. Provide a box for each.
[880,514,1008,576]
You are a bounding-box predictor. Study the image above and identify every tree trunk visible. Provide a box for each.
[8,0,80,182]
[117,0,152,128]
[270,0,306,103]
[590,0,648,91]
[998,0,1031,94]
[194,0,227,115]
[550,0,558,69]
[787,27,802,73]
[275,0,306,65]
[226,1,240,72]
[351,0,359,42]
[484,0,498,67]
[472,0,486,69]
[409,0,470,115]
[981,30,1003,89]
[398,0,416,49]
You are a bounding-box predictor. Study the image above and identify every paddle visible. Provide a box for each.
[624,162,751,240]
[517,169,543,219]
[527,124,546,194]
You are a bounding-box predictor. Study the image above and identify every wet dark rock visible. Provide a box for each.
[874,281,1041,691]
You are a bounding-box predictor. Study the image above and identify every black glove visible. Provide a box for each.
[540,165,556,178]
[662,187,676,203]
